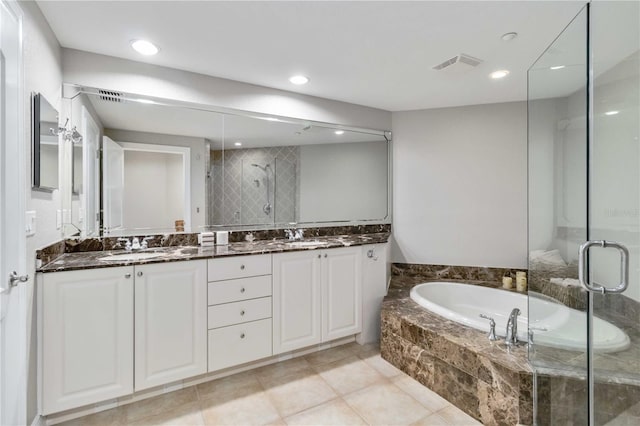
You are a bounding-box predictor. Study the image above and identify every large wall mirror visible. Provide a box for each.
[63,85,391,237]
[32,93,60,191]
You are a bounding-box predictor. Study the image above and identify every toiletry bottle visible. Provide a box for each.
[502,270,513,290]
[516,271,527,292]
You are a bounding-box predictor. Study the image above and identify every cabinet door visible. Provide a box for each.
[134,260,207,391]
[322,246,362,341]
[41,267,134,415]
[273,251,322,354]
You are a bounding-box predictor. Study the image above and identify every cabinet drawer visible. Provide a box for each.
[208,275,272,305]
[208,319,272,371]
[208,254,271,281]
[208,297,271,329]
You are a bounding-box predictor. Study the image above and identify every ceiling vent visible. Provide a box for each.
[98,89,123,103]
[433,54,483,74]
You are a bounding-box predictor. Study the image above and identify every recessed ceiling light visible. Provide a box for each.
[501,32,518,41]
[131,39,159,56]
[234,141,242,146]
[334,130,344,135]
[550,65,566,70]
[289,75,309,85]
[605,110,619,116]
[490,70,510,79]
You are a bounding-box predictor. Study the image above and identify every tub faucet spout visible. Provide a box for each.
[505,308,521,346]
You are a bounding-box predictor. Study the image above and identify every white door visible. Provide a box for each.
[273,251,322,354]
[0,1,25,425]
[322,247,362,341]
[102,136,124,235]
[41,267,134,415]
[81,106,100,237]
[134,261,207,391]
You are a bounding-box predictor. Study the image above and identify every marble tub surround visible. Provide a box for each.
[392,262,526,286]
[381,274,533,425]
[383,269,640,425]
[37,232,390,273]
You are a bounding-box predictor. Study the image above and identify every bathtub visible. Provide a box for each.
[409,282,630,353]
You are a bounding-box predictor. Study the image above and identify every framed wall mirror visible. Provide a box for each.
[32,93,60,191]
[63,85,391,237]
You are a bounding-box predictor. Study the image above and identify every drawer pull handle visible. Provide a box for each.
[240,333,245,339]
[137,271,143,277]
[125,273,132,279]
[240,287,246,293]
[324,254,328,258]
[240,310,245,316]
[240,265,245,270]
[317,254,321,258]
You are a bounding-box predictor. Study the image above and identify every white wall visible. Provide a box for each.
[105,129,206,231]
[123,151,184,231]
[392,102,528,269]
[62,49,391,131]
[299,140,388,222]
[528,97,570,253]
[20,1,63,423]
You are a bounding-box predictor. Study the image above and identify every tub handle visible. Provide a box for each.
[479,314,498,341]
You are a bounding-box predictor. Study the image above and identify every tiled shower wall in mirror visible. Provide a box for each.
[209,146,299,226]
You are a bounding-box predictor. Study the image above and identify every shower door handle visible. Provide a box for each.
[578,240,629,294]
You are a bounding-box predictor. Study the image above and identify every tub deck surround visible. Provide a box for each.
[381,272,533,426]
[383,264,640,425]
[37,232,390,273]
[391,262,523,284]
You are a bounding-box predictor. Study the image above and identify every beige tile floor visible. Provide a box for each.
[60,342,481,426]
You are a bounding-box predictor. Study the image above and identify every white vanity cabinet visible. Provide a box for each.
[134,260,207,391]
[40,259,207,414]
[40,266,134,415]
[273,246,362,354]
[207,254,273,372]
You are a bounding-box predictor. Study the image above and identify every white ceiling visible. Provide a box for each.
[38,1,586,111]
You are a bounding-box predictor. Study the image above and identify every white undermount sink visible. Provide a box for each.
[285,240,329,248]
[99,252,165,262]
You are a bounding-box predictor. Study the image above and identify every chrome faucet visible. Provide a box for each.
[117,236,154,251]
[505,308,521,346]
[131,237,141,250]
[284,228,304,241]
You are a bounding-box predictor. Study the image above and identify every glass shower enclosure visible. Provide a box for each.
[528,1,639,424]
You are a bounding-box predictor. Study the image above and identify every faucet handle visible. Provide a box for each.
[284,229,294,240]
[141,236,154,250]
[295,229,304,240]
[479,314,498,341]
[117,237,132,251]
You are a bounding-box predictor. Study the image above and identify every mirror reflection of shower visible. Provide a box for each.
[252,163,272,215]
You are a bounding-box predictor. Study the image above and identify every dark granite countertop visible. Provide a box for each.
[38,232,390,273]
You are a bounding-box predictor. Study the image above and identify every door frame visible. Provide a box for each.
[0,0,26,424]
[117,141,191,232]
